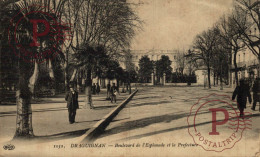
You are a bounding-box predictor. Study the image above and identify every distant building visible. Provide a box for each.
[195,66,214,86]
[122,49,179,72]
[230,47,258,88]
[230,0,260,88]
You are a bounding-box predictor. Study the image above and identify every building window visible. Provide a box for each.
[238,54,240,63]
[243,53,245,62]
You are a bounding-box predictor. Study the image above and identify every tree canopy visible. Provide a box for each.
[138,55,154,83]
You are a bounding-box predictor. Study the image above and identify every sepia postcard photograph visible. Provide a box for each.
[0,0,259,156]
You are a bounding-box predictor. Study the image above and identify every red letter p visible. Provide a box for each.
[30,19,50,47]
[209,108,229,135]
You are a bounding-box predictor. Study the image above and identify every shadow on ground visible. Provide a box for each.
[115,113,260,142]
[34,129,90,142]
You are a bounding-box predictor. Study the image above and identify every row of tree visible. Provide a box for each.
[137,53,197,84]
[0,0,141,138]
[138,55,172,83]
[190,0,260,89]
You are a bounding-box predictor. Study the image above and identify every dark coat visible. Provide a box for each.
[96,85,100,93]
[92,85,96,94]
[107,84,111,91]
[252,80,260,101]
[65,91,79,110]
[232,85,252,109]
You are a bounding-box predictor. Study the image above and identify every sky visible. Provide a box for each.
[130,0,234,51]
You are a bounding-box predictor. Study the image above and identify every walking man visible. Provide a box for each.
[251,78,260,111]
[110,83,119,103]
[232,79,252,117]
[65,84,79,124]
[106,82,111,99]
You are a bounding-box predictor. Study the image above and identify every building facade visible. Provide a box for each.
[230,47,259,88]
[126,49,179,72]
[230,0,260,88]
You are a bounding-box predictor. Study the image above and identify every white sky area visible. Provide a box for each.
[130,0,234,51]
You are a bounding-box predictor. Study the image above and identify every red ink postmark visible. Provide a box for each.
[8,5,72,63]
[187,93,252,152]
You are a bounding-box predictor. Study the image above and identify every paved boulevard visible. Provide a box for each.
[95,86,260,157]
[0,86,259,157]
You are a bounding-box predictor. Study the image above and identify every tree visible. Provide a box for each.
[123,49,136,72]
[175,51,186,76]
[7,0,67,138]
[70,44,108,107]
[192,28,220,89]
[233,0,260,77]
[138,55,154,83]
[64,0,142,106]
[155,55,172,82]
[211,35,231,88]
[0,0,20,104]
[217,6,248,86]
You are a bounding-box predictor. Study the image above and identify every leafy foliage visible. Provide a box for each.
[155,55,172,78]
[138,55,154,83]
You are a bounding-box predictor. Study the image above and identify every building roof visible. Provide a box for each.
[130,49,179,55]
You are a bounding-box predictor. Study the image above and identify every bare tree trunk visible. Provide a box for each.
[48,60,54,80]
[233,52,239,86]
[213,72,216,86]
[117,79,120,92]
[77,74,80,92]
[70,69,77,82]
[257,55,260,78]
[14,60,34,139]
[207,62,211,89]
[122,82,125,93]
[84,69,93,108]
[82,73,85,92]
[48,60,55,95]
[65,50,69,92]
[0,29,2,104]
[15,90,33,138]
[216,75,219,85]
[28,61,39,98]
[220,63,223,90]
[128,80,132,94]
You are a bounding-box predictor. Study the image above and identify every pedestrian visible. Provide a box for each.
[92,83,96,95]
[232,79,252,117]
[106,82,111,99]
[96,83,100,95]
[110,83,119,103]
[65,84,79,124]
[251,78,260,111]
